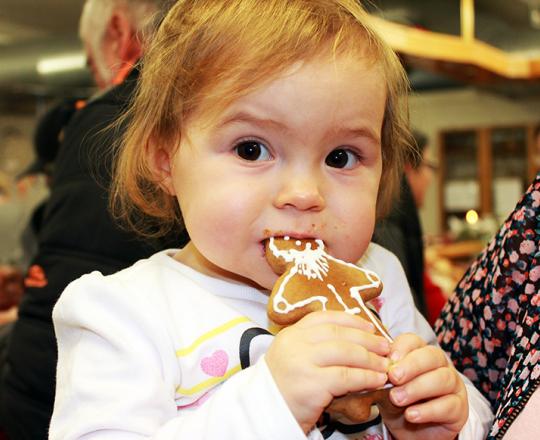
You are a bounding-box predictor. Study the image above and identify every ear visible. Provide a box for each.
[151,143,177,196]
[106,9,142,67]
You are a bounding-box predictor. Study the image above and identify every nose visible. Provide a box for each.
[273,170,325,211]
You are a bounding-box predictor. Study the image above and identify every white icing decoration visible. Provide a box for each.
[268,237,393,342]
[268,238,329,280]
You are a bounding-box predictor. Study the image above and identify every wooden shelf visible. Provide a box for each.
[430,240,485,260]
[366,14,540,80]
[438,124,538,233]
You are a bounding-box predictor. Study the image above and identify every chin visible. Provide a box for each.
[218,263,274,291]
[246,271,277,292]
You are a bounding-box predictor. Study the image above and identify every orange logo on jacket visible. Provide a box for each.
[24,265,48,288]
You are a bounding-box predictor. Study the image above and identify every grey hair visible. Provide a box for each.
[79,0,173,85]
[79,0,173,46]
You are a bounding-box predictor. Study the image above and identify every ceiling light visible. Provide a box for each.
[36,52,86,75]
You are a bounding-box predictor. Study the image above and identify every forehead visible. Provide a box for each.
[193,51,386,128]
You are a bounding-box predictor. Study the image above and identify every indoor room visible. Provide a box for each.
[0,1,537,439]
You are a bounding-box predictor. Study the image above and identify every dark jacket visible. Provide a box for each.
[372,177,427,317]
[0,70,187,439]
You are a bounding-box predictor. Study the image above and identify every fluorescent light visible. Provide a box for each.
[36,52,86,75]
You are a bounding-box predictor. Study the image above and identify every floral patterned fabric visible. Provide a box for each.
[434,173,540,439]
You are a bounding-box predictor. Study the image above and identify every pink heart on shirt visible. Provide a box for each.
[201,350,229,377]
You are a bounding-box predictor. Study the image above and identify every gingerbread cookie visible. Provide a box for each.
[266,237,391,341]
[265,236,399,422]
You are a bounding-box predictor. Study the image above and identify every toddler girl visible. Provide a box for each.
[50,0,492,438]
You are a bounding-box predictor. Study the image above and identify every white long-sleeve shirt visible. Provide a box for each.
[50,243,493,439]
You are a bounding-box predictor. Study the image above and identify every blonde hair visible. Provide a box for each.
[112,0,413,237]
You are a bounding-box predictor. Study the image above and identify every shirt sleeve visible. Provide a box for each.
[50,272,315,440]
[459,376,495,440]
[361,244,494,440]
[154,356,319,440]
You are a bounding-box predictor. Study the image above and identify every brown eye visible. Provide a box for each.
[325,148,360,169]
[234,140,271,161]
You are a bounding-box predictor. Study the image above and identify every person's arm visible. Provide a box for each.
[360,244,493,440]
[50,272,318,440]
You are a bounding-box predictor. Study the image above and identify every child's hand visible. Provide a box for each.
[380,333,468,440]
[265,311,391,434]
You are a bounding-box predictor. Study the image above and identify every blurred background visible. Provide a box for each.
[1,0,540,293]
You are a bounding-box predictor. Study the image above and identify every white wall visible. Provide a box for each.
[409,87,540,236]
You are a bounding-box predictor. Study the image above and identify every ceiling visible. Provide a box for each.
[0,0,89,97]
[1,0,540,99]
[368,0,540,55]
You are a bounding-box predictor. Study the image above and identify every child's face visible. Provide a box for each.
[165,54,386,290]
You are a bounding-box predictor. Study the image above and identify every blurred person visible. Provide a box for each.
[79,0,158,91]
[373,129,441,320]
[18,99,80,268]
[0,1,182,439]
[435,172,540,439]
[0,123,48,269]
[0,172,25,266]
[0,173,25,315]
[0,100,78,315]
[0,177,26,315]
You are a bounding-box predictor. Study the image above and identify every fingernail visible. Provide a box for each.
[391,364,403,380]
[376,372,387,383]
[391,387,406,404]
[407,408,420,421]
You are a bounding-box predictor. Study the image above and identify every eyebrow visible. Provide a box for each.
[218,111,290,133]
[330,126,381,145]
[218,111,380,145]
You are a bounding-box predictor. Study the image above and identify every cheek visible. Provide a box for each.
[181,192,234,234]
[330,194,377,262]
[180,196,241,268]
[178,179,257,247]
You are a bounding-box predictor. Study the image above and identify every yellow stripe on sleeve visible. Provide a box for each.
[176,364,242,395]
[175,316,251,357]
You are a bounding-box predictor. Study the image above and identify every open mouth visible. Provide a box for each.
[260,233,323,256]
[262,229,319,241]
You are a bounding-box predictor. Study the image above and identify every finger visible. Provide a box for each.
[313,341,390,372]
[306,325,391,356]
[296,310,376,333]
[389,333,426,362]
[389,345,448,385]
[322,366,388,397]
[402,393,467,429]
[389,366,461,406]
